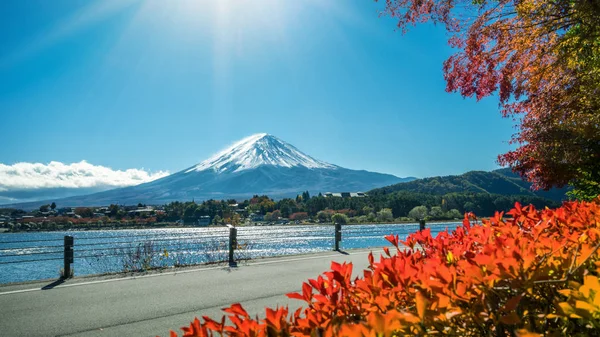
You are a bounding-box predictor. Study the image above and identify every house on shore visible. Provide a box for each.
[197,216,211,226]
[324,192,366,198]
[127,207,155,216]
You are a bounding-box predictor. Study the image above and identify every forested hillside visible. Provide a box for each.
[369,169,567,202]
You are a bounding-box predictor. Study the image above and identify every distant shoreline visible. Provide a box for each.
[0,219,464,234]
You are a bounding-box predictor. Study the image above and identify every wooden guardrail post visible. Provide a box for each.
[228,225,237,266]
[63,236,74,279]
[334,222,342,251]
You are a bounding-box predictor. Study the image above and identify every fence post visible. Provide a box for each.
[228,225,237,266]
[63,236,74,279]
[334,222,342,251]
[419,219,426,231]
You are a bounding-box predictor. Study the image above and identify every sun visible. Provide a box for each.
[167,0,291,43]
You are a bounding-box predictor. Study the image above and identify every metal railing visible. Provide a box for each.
[0,221,431,282]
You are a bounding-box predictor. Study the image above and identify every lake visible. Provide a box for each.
[0,222,459,284]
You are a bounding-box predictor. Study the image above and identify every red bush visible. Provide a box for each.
[166,200,600,336]
[289,212,308,221]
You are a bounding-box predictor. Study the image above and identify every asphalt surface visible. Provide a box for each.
[0,248,378,337]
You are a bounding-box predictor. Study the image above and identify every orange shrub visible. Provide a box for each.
[166,200,600,336]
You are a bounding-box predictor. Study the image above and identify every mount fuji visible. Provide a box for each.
[12,134,414,207]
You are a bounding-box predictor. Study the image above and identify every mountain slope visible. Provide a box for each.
[7,134,412,208]
[369,169,568,201]
[187,133,337,173]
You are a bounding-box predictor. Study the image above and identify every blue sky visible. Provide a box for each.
[0,0,514,183]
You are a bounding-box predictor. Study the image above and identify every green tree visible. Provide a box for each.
[277,199,297,218]
[50,202,56,211]
[446,209,462,219]
[183,204,197,220]
[108,204,119,217]
[116,209,126,220]
[265,210,281,221]
[429,206,444,219]
[302,191,311,201]
[408,206,428,220]
[331,213,348,225]
[463,202,480,214]
[376,208,394,222]
[39,204,50,213]
[259,199,276,215]
[271,210,281,220]
[367,212,376,222]
[230,213,241,226]
[264,212,273,221]
[567,172,600,201]
[316,211,331,223]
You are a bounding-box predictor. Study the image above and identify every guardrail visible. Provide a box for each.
[0,229,232,279]
[0,221,429,282]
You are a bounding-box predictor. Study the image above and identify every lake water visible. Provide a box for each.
[0,222,459,284]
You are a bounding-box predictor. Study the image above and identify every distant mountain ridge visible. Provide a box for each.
[4,134,413,209]
[369,168,568,202]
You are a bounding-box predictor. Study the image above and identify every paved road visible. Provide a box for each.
[0,249,377,337]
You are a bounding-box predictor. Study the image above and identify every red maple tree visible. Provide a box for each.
[378,0,600,197]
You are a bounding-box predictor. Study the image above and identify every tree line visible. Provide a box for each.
[159,191,560,224]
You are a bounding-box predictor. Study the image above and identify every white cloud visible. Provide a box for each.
[0,161,169,191]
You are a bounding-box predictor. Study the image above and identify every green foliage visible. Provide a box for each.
[108,204,119,217]
[331,213,348,225]
[429,206,443,219]
[408,205,428,220]
[376,208,394,222]
[370,169,568,202]
[265,210,281,221]
[316,210,331,222]
[567,169,600,201]
[2,172,566,232]
[277,198,297,218]
[301,190,311,201]
[446,208,462,219]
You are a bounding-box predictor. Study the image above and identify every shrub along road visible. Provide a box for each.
[0,248,378,337]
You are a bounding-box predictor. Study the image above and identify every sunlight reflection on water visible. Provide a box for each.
[0,222,459,283]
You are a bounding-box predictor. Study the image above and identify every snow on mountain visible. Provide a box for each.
[6,134,413,208]
[186,133,337,174]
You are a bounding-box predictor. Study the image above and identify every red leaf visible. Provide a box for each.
[503,294,523,312]
[286,292,304,301]
[222,303,249,318]
[416,291,428,320]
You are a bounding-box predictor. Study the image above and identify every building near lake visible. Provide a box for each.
[127,207,155,216]
[197,216,211,226]
[324,192,366,198]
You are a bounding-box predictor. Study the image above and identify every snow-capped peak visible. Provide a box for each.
[186,133,337,174]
